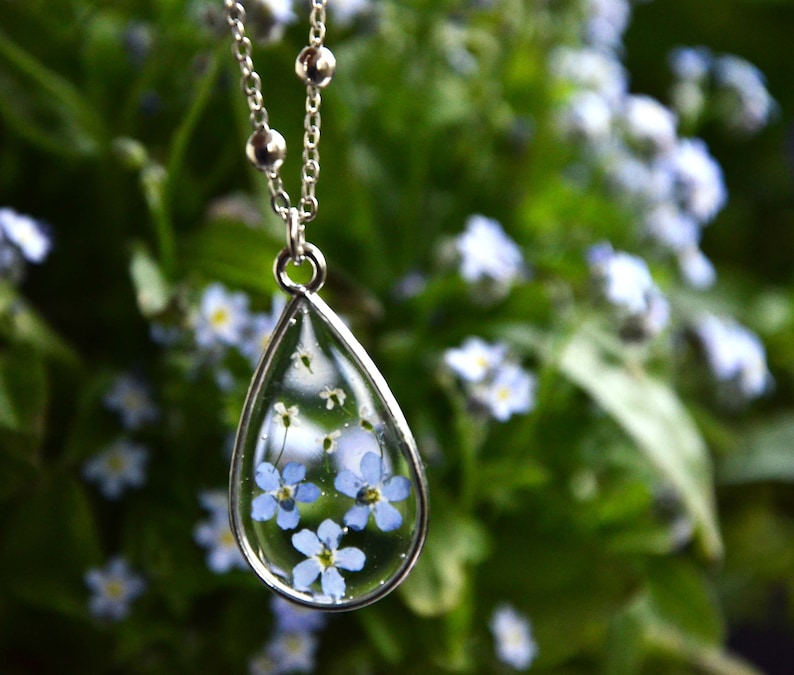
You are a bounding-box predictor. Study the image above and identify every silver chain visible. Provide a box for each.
[224,0,330,231]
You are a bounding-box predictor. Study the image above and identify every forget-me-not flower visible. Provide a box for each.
[194,490,247,574]
[83,439,149,500]
[271,595,327,634]
[621,94,677,156]
[291,519,365,600]
[474,362,537,423]
[455,214,527,288]
[490,604,538,671]
[669,138,727,224]
[252,462,320,530]
[444,337,509,384]
[250,631,318,675]
[84,557,146,621]
[103,374,159,431]
[0,207,51,263]
[335,452,411,532]
[194,282,250,350]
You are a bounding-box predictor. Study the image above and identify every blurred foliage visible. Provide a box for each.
[0,0,793,673]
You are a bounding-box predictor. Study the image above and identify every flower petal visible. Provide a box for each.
[381,475,411,502]
[281,461,306,486]
[334,470,362,498]
[254,462,281,492]
[343,505,370,531]
[251,494,277,521]
[360,452,383,485]
[295,482,321,503]
[292,529,323,557]
[320,566,346,600]
[292,558,322,590]
[276,504,300,530]
[317,519,343,550]
[374,501,403,532]
[334,546,366,572]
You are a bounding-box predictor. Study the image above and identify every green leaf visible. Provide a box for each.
[718,415,794,484]
[554,325,723,561]
[0,347,47,434]
[400,506,489,617]
[130,242,172,318]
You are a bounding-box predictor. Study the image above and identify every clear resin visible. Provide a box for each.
[230,292,428,610]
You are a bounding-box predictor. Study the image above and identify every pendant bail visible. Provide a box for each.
[286,207,306,262]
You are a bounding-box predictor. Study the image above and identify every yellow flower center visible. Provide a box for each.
[105,580,125,599]
[210,307,229,328]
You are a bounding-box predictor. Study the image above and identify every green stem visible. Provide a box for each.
[274,428,289,466]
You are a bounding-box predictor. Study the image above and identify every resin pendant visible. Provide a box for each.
[230,289,429,610]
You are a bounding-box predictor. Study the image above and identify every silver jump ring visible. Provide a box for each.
[274,243,327,295]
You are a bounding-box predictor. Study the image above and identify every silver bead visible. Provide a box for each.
[246,129,287,172]
[295,46,336,88]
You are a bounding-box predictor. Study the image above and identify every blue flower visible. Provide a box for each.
[291,519,365,601]
[194,490,247,574]
[251,462,320,530]
[84,557,146,621]
[0,207,51,263]
[335,452,411,532]
[490,604,538,671]
[270,596,327,634]
[103,374,159,431]
[82,439,149,500]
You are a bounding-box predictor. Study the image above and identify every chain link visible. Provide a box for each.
[223,0,329,229]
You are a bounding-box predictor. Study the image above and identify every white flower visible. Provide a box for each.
[194,282,250,349]
[714,55,776,134]
[490,604,538,671]
[194,490,247,574]
[0,208,51,263]
[456,215,527,287]
[274,401,300,429]
[319,429,341,454]
[291,345,314,371]
[558,90,614,143]
[103,374,158,430]
[475,362,536,422]
[319,386,346,410]
[694,314,771,399]
[621,95,677,156]
[330,0,370,25]
[83,439,149,499]
[444,337,508,383]
[84,557,146,621]
[669,138,727,224]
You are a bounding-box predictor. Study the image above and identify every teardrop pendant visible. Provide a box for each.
[230,290,429,610]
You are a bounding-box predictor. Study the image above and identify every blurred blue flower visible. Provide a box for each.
[490,604,538,671]
[583,0,631,51]
[252,462,320,530]
[84,557,146,621]
[194,490,247,574]
[669,138,727,223]
[444,337,509,384]
[714,54,776,134]
[335,452,411,532]
[456,214,528,288]
[291,519,365,600]
[621,94,678,157]
[239,294,285,366]
[0,207,51,263]
[330,0,371,26]
[83,439,149,500]
[193,282,250,350]
[270,596,327,634]
[474,362,537,422]
[250,631,318,675]
[103,374,159,431]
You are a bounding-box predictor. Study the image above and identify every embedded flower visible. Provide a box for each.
[335,452,411,532]
[474,362,537,422]
[358,405,377,433]
[291,519,365,600]
[273,401,300,429]
[455,215,527,288]
[194,282,250,349]
[252,462,320,530]
[444,337,508,384]
[490,604,538,671]
[0,207,51,263]
[319,386,346,410]
[291,345,313,372]
[271,596,327,634]
[194,490,247,574]
[103,374,158,431]
[83,439,149,500]
[319,429,341,454]
[84,557,146,621]
[694,314,771,399]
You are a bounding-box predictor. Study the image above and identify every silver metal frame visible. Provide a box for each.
[229,288,429,612]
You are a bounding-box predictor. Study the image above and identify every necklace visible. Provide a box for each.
[224,0,429,611]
